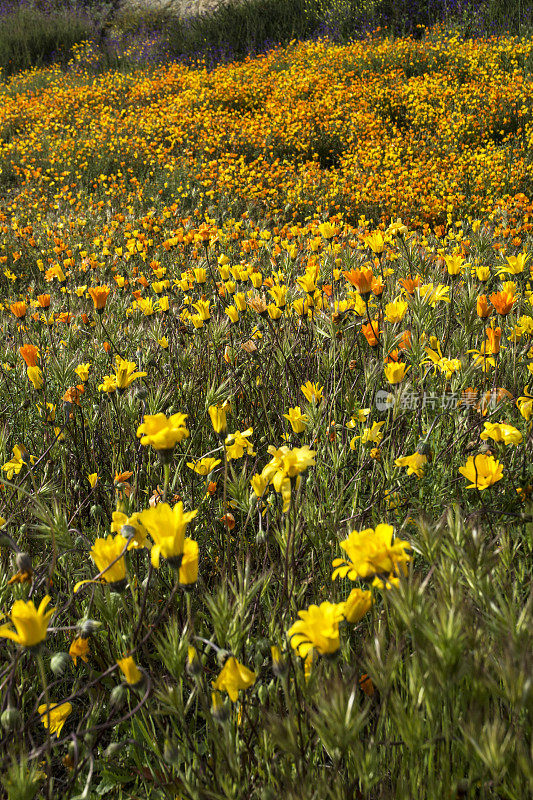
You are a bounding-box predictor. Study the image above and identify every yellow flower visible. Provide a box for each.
[27,366,43,390]
[347,408,371,427]
[179,538,199,587]
[301,381,323,404]
[340,588,373,623]
[365,230,385,254]
[384,361,410,384]
[1,445,28,480]
[287,601,344,658]
[110,511,148,549]
[517,387,533,421]
[384,297,408,324]
[225,305,239,323]
[157,296,169,314]
[192,298,211,321]
[250,473,269,497]
[501,252,529,275]
[90,535,127,586]
[138,502,198,569]
[394,451,427,478]
[75,363,91,382]
[0,596,54,648]
[98,375,117,393]
[69,636,89,665]
[114,357,147,391]
[208,401,231,435]
[356,420,385,445]
[459,454,503,490]
[480,422,522,446]
[186,457,221,475]
[332,524,411,581]
[38,702,72,736]
[137,412,189,452]
[225,429,255,460]
[318,221,337,239]
[283,407,309,433]
[87,473,98,488]
[117,656,143,686]
[212,657,256,702]
[158,336,169,348]
[444,254,465,276]
[260,445,316,512]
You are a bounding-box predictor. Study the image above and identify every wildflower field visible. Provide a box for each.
[0,16,532,800]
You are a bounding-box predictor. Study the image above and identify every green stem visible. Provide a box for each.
[36,651,52,799]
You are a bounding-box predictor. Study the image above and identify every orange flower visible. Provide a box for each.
[485,325,501,355]
[476,295,492,318]
[386,349,400,363]
[10,302,27,319]
[371,276,384,296]
[63,385,84,406]
[19,344,39,367]
[477,388,513,416]
[359,674,375,696]
[114,470,133,484]
[37,294,51,308]
[362,320,380,347]
[88,286,110,312]
[399,329,411,350]
[398,276,421,294]
[458,387,478,408]
[490,288,515,316]
[343,267,374,297]
[220,513,235,530]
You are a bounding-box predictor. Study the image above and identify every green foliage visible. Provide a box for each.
[0,6,92,78]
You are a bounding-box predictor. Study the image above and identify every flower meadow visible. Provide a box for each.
[0,22,532,800]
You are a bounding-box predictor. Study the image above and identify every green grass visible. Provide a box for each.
[0,6,93,78]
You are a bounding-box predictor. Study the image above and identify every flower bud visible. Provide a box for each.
[211,692,229,723]
[105,742,126,758]
[79,619,101,637]
[50,652,71,677]
[163,738,181,765]
[110,684,127,709]
[271,646,287,678]
[16,552,32,574]
[1,706,20,731]
[186,646,202,677]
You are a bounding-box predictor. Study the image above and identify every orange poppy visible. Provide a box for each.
[10,302,27,319]
[343,267,374,297]
[362,320,380,347]
[490,289,515,316]
[19,344,39,367]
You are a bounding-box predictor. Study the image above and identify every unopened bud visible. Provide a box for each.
[50,652,71,677]
[210,692,229,723]
[16,552,32,574]
[110,684,126,709]
[1,706,20,731]
[105,742,125,758]
[163,737,180,765]
[271,645,287,678]
[186,646,202,677]
[79,619,101,637]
